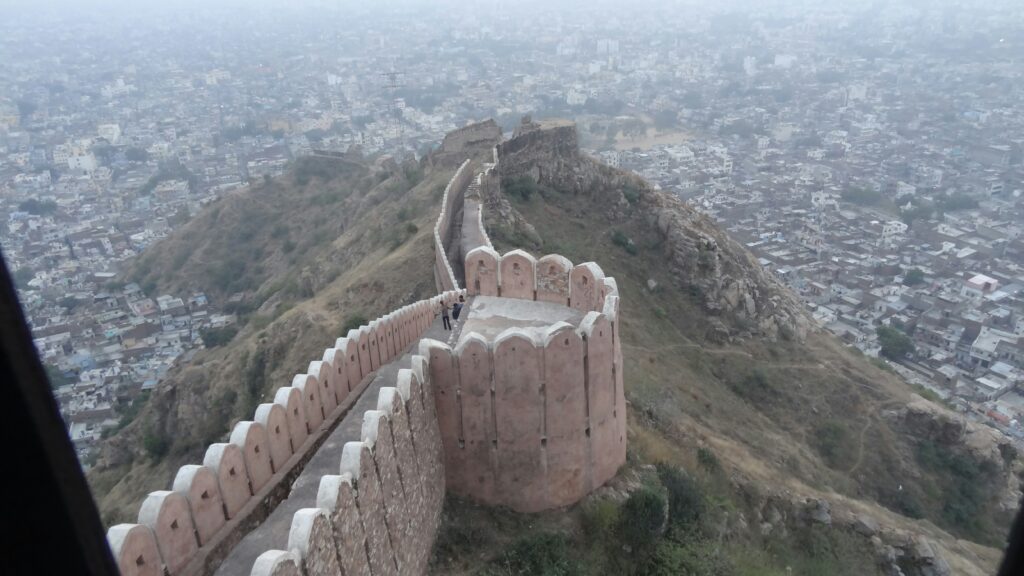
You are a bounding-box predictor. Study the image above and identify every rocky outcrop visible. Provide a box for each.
[493,117,813,342]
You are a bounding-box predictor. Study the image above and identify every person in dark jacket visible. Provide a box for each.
[452,295,465,320]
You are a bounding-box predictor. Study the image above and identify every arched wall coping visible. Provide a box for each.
[172,464,226,546]
[107,523,163,576]
[138,490,198,574]
[454,331,490,356]
[118,287,454,569]
[542,321,577,346]
[492,326,541,349]
[250,550,302,576]
[315,473,355,511]
[360,410,386,449]
[339,441,371,480]
[286,507,333,559]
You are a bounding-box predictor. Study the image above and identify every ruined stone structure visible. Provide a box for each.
[106,120,626,575]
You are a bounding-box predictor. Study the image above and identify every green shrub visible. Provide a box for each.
[617,487,666,552]
[646,540,733,576]
[656,464,704,528]
[201,325,239,348]
[581,499,620,539]
[877,325,914,360]
[697,446,721,473]
[622,185,641,204]
[503,176,539,201]
[143,427,169,459]
[813,422,851,469]
[611,230,638,255]
[490,532,579,576]
[342,314,368,334]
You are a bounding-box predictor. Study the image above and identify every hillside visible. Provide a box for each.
[429,121,1018,576]
[87,121,1019,576]
[88,151,471,526]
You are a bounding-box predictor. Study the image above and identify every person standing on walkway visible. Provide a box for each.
[452,295,465,320]
[440,300,452,331]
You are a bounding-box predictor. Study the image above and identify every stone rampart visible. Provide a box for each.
[237,353,446,576]
[108,120,628,576]
[106,291,460,576]
[434,160,473,292]
[431,252,625,512]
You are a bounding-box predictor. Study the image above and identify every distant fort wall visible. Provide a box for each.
[106,290,460,576]
[434,159,473,292]
[431,248,625,512]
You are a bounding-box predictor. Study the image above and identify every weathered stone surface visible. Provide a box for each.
[250,550,302,576]
[172,464,226,546]
[293,373,325,432]
[203,443,251,519]
[536,254,572,305]
[273,387,308,452]
[341,442,398,576]
[362,410,411,572]
[308,360,338,415]
[336,336,363,397]
[254,403,292,473]
[317,474,371,576]
[493,329,546,512]
[137,491,198,575]
[107,524,163,576]
[499,249,537,300]
[288,508,342,576]
[581,312,620,490]
[570,262,605,313]
[543,323,587,507]
[455,333,496,503]
[229,421,274,494]
[466,246,500,296]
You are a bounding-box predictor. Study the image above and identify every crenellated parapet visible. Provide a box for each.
[465,247,620,315]
[433,250,626,513]
[106,291,461,576]
[433,160,473,291]
[241,354,446,576]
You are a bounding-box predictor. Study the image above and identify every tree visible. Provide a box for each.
[617,488,666,553]
[45,364,73,389]
[125,147,148,162]
[903,268,925,286]
[877,326,914,360]
[841,186,881,206]
[18,198,58,215]
[12,267,35,289]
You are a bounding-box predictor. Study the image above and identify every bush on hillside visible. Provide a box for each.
[618,487,666,553]
[876,326,914,360]
[487,532,579,576]
[657,464,704,528]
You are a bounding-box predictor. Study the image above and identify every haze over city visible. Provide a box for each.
[2,1,1023,575]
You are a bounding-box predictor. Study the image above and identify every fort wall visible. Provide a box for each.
[107,291,459,576]
[237,354,446,576]
[433,249,626,512]
[108,120,626,576]
[433,159,473,292]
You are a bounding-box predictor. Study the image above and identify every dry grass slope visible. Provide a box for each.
[477,174,1007,574]
[89,155,454,526]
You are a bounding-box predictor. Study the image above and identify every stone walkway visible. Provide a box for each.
[214,314,453,576]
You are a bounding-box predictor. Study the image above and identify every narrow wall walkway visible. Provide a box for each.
[213,313,453,576]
